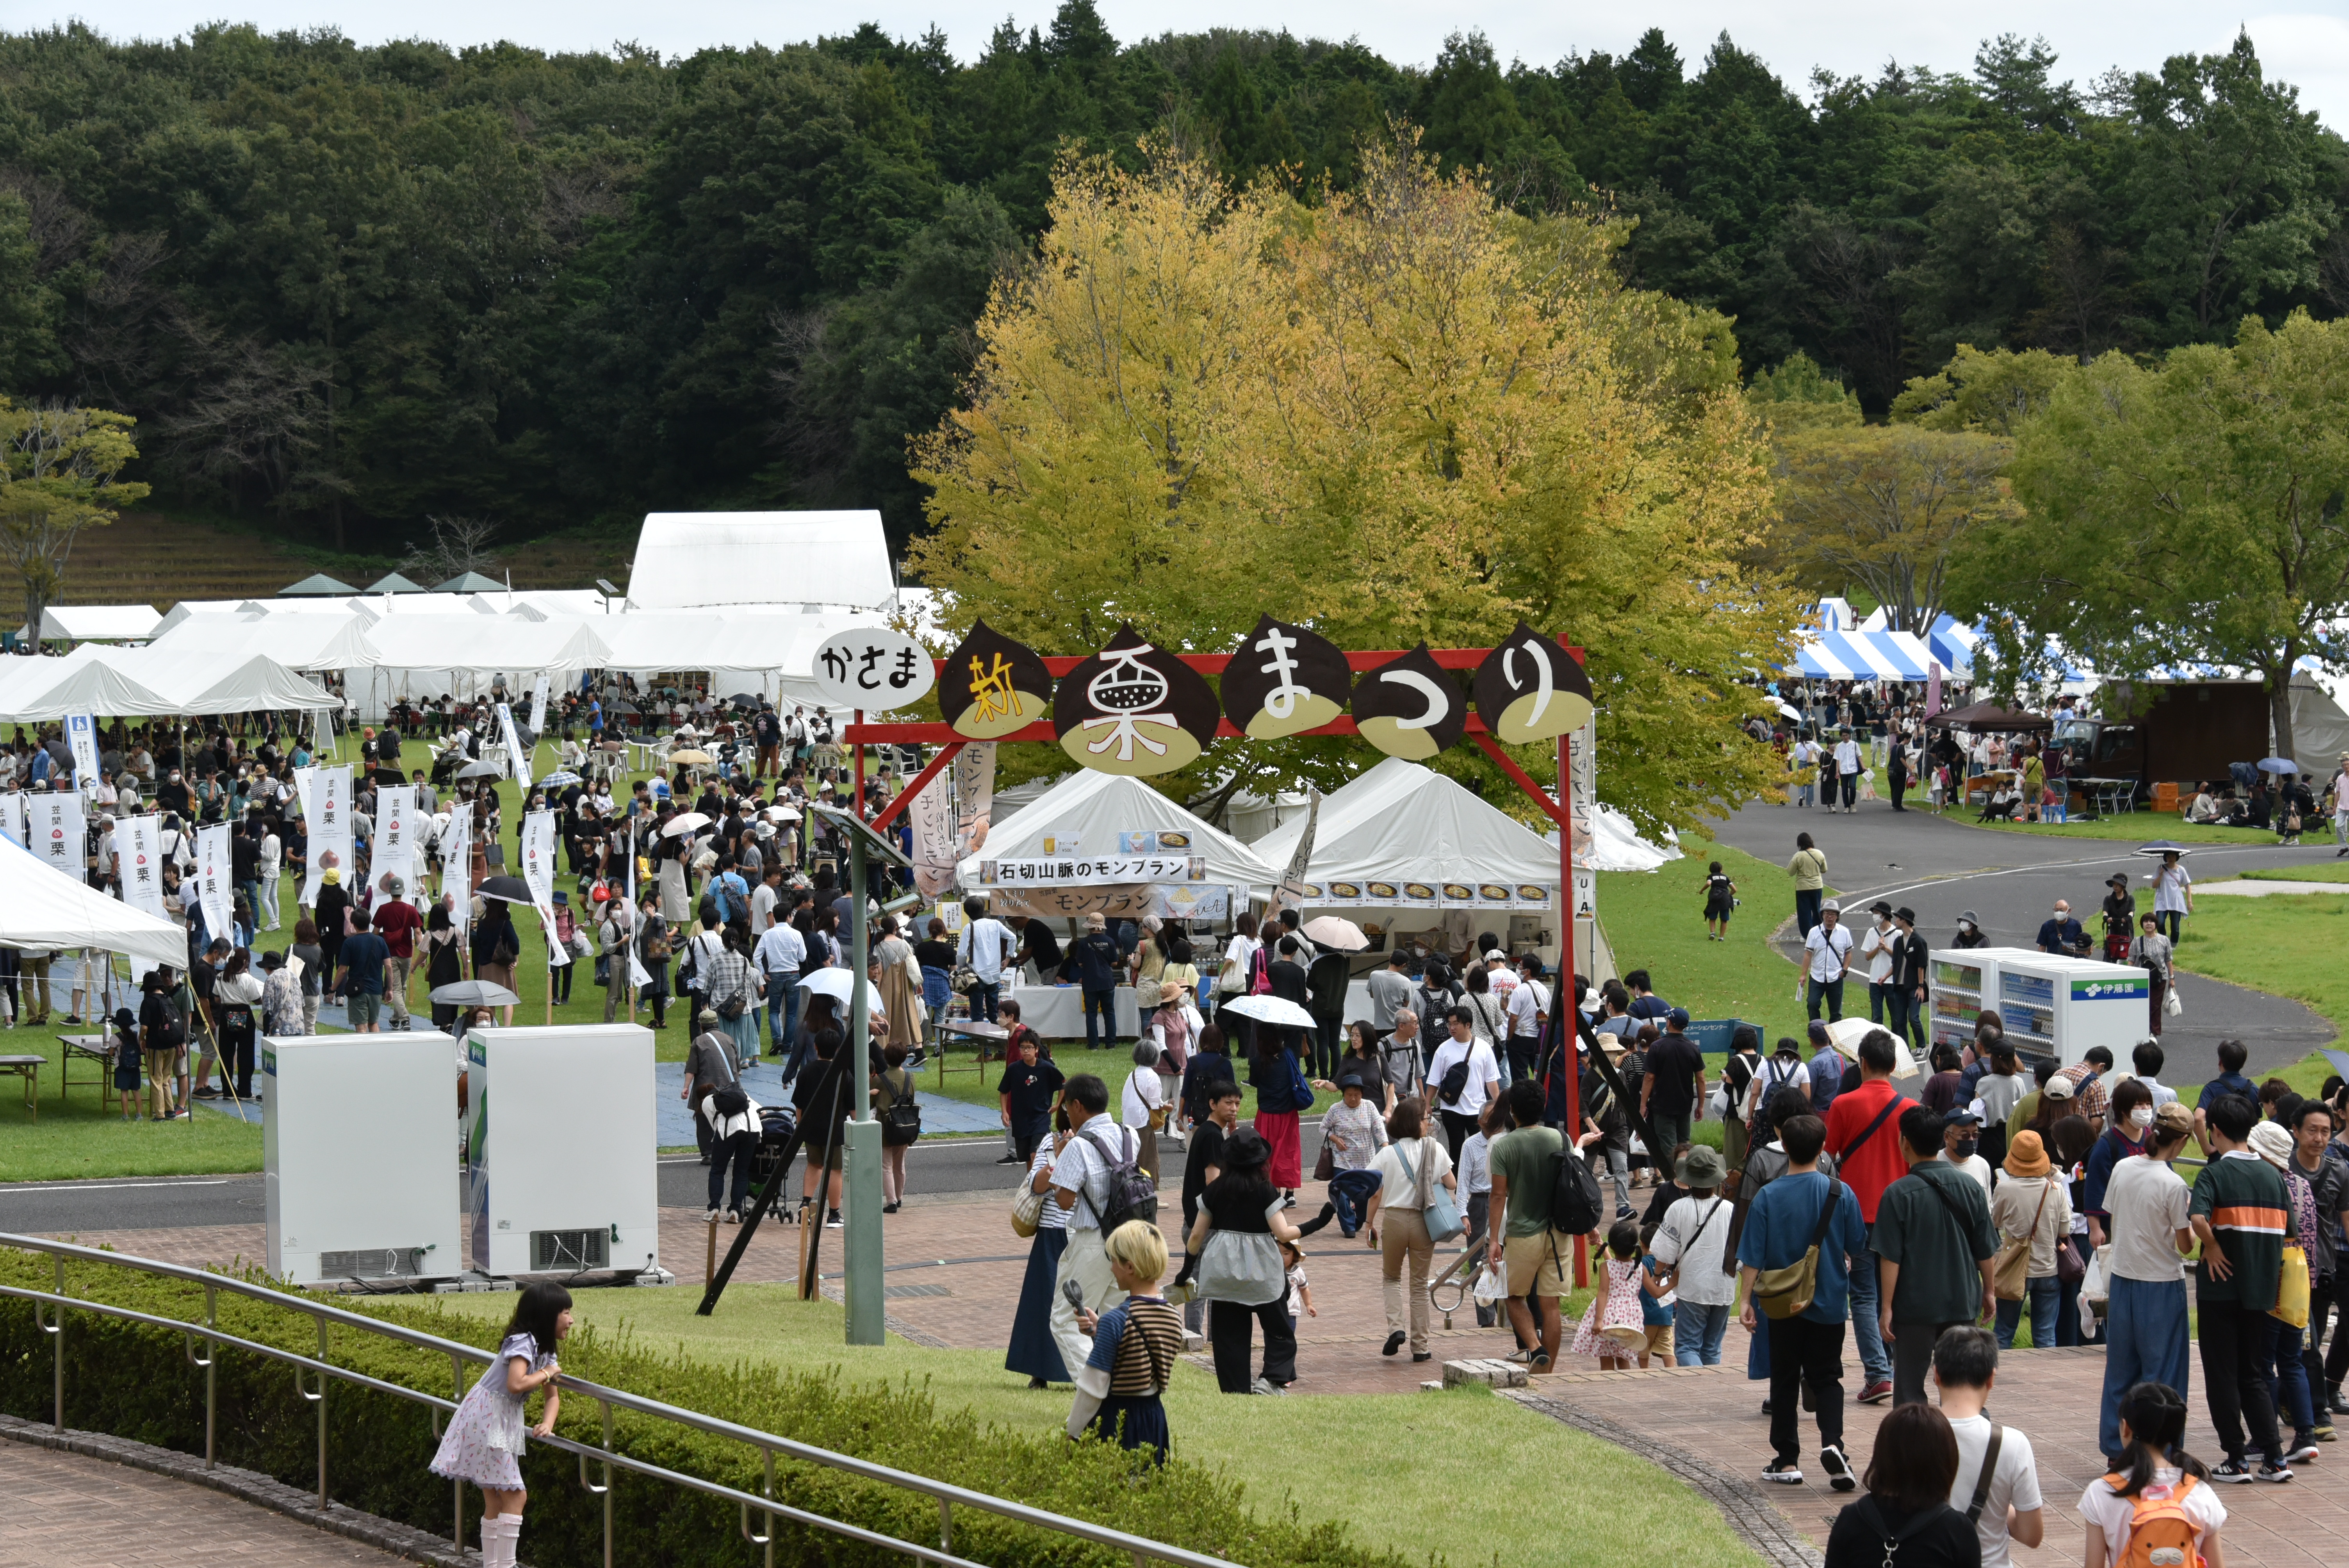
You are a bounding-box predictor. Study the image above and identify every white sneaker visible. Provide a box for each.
[1251,1376,1287,1396]
[704,1207,720,1222]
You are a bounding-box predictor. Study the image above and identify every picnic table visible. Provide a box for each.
[931,1017,1009,1088]
[0,1053,42,1121]
[56,1032,117,1104]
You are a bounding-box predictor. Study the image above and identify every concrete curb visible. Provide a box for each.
[0,1413,483,1566]
[1503,1390,1824,1568]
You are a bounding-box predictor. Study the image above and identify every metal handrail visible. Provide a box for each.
[1,1233,1235,1568]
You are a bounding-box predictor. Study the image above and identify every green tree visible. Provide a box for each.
[1962,312,2349,754]
[0,398,150,636]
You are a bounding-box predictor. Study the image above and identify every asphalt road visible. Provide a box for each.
[0,1124,1332,1236]
[1709,796,2338,1084]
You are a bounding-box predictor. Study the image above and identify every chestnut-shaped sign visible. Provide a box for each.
[1472,622,1593,743]
[1221,615,1351,738]
[1351,643,1466,759]
[1054,625,1222,776]
[937,620,1055,740]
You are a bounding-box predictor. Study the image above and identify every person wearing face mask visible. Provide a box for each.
[2034,900,2088,959]
[1951,910,1989,950]
[2083,1079,2158,1252]
[1942,1109,1993,1195]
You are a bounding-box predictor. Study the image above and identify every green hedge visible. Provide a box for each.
[0,1251,1401,1568]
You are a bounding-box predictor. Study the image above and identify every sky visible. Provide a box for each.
[27,3,2349,128]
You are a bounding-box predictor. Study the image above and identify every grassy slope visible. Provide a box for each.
[2239,865,2349,883]
[1953,815,2277,844]
[2169,893,2349,1091]
[0,1030,261,1180]
[398,1285,1756,1568]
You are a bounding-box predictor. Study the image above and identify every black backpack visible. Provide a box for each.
[1080,1127,1159,1232]
[1549,1132,1606,1237]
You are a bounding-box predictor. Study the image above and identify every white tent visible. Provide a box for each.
[0,833,187,975]
[147,612,377,674]
[627,511,896,613]
[957,770,1279,891]
[27,604,164,643]
[1253,757,1560,898]
[0,644,339,721]
[1575,804,1684,872]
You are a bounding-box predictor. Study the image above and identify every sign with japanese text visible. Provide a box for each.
[496,702,530,793]
[64,713,100,789]
[908,772,958,899]
[810,627,937,712]
[117,814,166,920]
[1052,625,1219,777]
[528,674,549,736]
[32,791,83,883]
[441,807,471,937]
[301,766,351,909]
[977,854,1206,887]
[952,741,995,856]
[938,622,1051,739]
[196,823,234,945]
[0,791,23,849]
[1568,713,1597,930]
[520,808,565,963]
[985,884,1162,919]
[374,786,417,902]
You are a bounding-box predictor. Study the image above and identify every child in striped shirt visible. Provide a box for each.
[1069,1220,1183,1463]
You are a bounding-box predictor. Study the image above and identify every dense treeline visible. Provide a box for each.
[0,9,2340,556]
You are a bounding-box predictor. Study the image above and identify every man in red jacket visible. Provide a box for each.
[371,876,425,1030]
[1822,1029,1913,1405]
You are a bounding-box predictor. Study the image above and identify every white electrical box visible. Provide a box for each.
[1930,946,2149,1068]
[264,1031,462,1287]
[464,1024,659,1281]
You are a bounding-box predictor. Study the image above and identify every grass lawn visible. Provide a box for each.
[0,1026,261,1180]
[2238,864,2349,883]
[394,1285,1749,1568]
[2170,893,2349,1091]
[1953,814,2273,845]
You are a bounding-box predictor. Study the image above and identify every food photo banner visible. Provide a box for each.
[920,620,1590,778]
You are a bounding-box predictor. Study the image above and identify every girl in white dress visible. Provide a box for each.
[429,1282,572,1568]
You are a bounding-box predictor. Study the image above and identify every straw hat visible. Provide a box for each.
[2003,1129,2051,1179]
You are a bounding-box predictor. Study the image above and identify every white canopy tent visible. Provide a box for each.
[0,645,339,722]
[0,833,188,975]
[957,770,1280,892]
[148,612,378,674]
[1253,757,1560,900]
[24,604,164,643]
[627,511,896,613]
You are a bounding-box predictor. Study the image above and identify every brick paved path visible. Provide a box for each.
[0,1441,408,1568]
[43,1188,2349,1567]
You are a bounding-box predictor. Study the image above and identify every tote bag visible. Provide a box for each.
[1197,1225,1285,1305]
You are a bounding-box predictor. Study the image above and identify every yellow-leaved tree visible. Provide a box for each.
[909,135,1800,832]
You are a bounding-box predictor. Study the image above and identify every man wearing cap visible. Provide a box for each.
[1641,1009,1708,1152]
[1942,1108,1993,1195]
[1860,901,1900,1028]
[374,877,423,1030]
[1802,901,1854,1022]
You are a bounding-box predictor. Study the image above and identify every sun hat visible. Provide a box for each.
[2246,1119,2294,1170]
[2003,1129,2051,1178]
[1677,1145,1728,1187]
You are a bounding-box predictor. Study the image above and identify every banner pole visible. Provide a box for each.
[1561,732,1586,1288]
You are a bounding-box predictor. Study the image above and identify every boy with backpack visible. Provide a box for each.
[1484,1081,1608,1372]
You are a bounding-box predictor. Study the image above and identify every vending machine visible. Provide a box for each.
[1927,947,2035,1055]
[1991,955,2152,1069]
[464,1024,663,1283]
[264,1031,462,1287]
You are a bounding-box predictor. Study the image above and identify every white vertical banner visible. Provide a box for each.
[64,714,100,789]
[625,820,650,988]
[0,791,24,848]
[1567,714,1597,935]
[374,785,417,900]
[497,702,531,793]
[952,741,996,856]
[302,765,352,909]
[314,705,333,761]
[196,823,235,945]
[909,772,957,897]
[118,814,167,920]
[528,674,549,736]
[441,807,472,937]
[519,807,566,964]
[32,792,84,882]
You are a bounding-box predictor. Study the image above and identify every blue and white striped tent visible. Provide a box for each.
[1795,625,1933,681]
[1924,614,1980,674]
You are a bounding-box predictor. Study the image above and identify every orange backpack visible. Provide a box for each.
[2101,1474,2205,1568]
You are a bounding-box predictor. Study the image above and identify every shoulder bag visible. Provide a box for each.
[1993,1181,2050,1301]
[1011,1170,1048,1238]
[1750,1177,1849,1319]
[1416,1137,1465,1243]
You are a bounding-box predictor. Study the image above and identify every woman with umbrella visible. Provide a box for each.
[656,822,692,925]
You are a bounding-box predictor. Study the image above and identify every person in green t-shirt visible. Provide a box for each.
[2188,1092,2296,1479]
[1870,1104,1998,1407]
[1485,1081,1604,1372]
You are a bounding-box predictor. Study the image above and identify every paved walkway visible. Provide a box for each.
[2198,879,2349,896]
[0,1440,410,1568]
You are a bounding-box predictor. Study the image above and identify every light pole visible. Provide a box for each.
[808,802,916,1346]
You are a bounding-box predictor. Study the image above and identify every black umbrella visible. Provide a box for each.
[478,875,533,903]
[726,692,760,707]
[2133,840,2195,857]
[431,979,521,1007]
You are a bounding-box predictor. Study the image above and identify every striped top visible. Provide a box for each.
[2189,1150,2294,1310]
[1086,1296,1183,1397]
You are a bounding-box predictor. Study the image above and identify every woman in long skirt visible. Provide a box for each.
[1249,1032,1307,1202]
[1008,1118,1073,1388]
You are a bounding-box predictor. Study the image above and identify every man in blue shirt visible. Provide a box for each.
[2035,898,2087,957]
[1737,1110,1867,1490]
[337,908,391,1034]
[1067,912,1123,1049]
[1804,1020,1843,1116]
[2193,1038,2258,1154]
